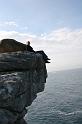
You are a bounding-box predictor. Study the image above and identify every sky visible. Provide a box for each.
[0,0,82,72]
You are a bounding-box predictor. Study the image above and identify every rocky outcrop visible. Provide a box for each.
[0,51,47,124]
[0,39,27,53]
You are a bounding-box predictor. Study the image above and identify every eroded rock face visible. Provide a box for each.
[0,52,47,124]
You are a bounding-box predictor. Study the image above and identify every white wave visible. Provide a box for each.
[56,110,82,116]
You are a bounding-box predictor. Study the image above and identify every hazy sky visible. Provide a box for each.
[0,0,82,71]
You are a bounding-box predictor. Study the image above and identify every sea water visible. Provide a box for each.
[25,68,82,124]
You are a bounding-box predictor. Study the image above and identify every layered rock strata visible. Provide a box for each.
[0,51,47,124]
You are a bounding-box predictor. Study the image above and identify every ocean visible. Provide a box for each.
[25,68,82,124]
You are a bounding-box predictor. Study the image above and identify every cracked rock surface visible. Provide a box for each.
[0,52,47,124]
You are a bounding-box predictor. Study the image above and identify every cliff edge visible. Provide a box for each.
[0,51,47,124]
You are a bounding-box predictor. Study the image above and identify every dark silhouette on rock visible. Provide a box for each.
[0,39,50,63]
[26,41,50,63]
[26,41,35,52]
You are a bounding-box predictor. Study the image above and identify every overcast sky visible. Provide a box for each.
[0,0,82,71]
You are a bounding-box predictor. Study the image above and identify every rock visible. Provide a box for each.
[0,51,38,72]
[0,51,47,124]
[0,39,26,53]
[15,119,27,124]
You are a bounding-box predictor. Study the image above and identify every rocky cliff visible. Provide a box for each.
[0,51,47,124]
